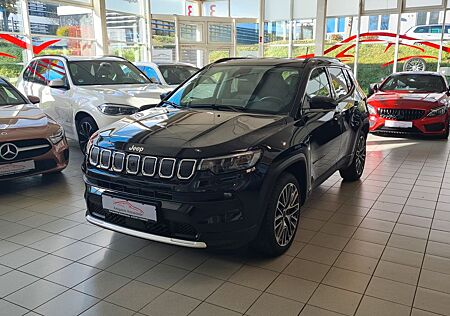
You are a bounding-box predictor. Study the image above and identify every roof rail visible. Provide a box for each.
[212,57,251,64]
[305,56,341,63]
[101,55,130,61]
[31,54,69,61]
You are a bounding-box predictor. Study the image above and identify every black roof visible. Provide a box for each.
[212,57,347,68]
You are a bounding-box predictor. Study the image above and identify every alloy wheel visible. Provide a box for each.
[78,121,94,153]
[274,183,300,247]
[404,58,426,72]
[355,135,366,176]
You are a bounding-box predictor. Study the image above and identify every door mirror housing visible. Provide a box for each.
[367,83,379,97]
[27,95,40,104]
[49,79,69,90]
[150,77,161,84]
[309,95,337,110]
[160,91,172,100]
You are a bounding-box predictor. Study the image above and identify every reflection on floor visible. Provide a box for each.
[0,135,450,316]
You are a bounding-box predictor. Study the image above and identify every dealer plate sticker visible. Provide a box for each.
[0,160,35,176]
[102,195,157,222]
[385,120,413,128]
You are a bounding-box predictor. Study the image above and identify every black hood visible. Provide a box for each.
[96,108,287,158]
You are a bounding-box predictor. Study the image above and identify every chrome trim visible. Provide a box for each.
[159,158,176,179]
[142,156,158,177]
[112,152,125,172]
[17,144,51,152]
[86,214,207,249]
[89,146,99,166]
[126,154,141,175]
[177,159,197,180]
[99,149,112,169]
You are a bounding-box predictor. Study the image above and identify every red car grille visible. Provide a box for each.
[378,108,425,121]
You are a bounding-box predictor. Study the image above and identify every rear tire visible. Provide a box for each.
[254,173,301,257]
[340,133,367,181]
[77,116,98,154]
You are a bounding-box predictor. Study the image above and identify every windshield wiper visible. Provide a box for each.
[189,104,243,112]
[159,100,182,108]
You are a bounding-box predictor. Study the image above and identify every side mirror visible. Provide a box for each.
[309,95,337,110]
[367,83,379,98]
[27,95,40,104]
[49,79,69,90]
[160,91,172,100]
[151,77,161,84]
[373,83,379,92]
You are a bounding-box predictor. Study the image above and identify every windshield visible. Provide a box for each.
[165,65,302,115]
[68,60,150,86]
[380,74,447,93]
[0,79,26,106]
[158,65,199,85]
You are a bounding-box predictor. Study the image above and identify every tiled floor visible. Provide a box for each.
[0,134,450,316]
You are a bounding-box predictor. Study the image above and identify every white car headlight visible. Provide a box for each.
[98,104,139,116]
[427,106,448,118]
[49,127,65,144]
[198,150,262,174]
[367,104,377,115]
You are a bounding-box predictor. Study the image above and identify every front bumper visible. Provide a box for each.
[84,169,265,249]
[369,114,448,135]
[0,139,69,180]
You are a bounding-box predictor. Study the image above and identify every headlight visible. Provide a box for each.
[98,104,139,116]
[427,106,448,117]
[49,127,65,144]
[198,150,262,174]
[367,104,377,115]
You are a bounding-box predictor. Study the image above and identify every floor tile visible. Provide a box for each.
[322,267,371,293]
[140,291,200,316]
[414,287,450,316]
[138,263,189,289]
[79,301,134,316]
[247,293,304,316]
[206,282,260,313]
[309,284,362,316]
[45,262,101,287]
[0,299,28,316]
[374,260,420,285]
[366,276,416,306]
[334,252,378,275]
[300,305,344,316]
[0,247,46,269]
[6,279,66,310]
[74,271,130,299]
[105,280,163,311]
[171,272,223,300]
[283,258,330,282]
[107,255,157,279]
[228,265,278,290]
[267,274,318,303]
[356,295,410,316]
[0,270,38,298]
[35,289,99,316]
[189,302,241,316]
[18,254,72,278]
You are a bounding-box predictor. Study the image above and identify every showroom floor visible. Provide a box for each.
[0,135,449,316]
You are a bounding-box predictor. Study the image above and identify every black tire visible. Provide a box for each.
[340,133,367,181]
[254,173,301,257]
[441,123,449,139]
[77,116,98,154]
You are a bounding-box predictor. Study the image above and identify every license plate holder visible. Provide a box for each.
[385,120,413,128]
[102,195,157,222]
[0,160,35,176]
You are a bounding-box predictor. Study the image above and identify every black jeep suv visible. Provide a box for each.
[83,57,369,256]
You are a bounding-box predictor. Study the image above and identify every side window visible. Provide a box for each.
[142,66,159,83]
[328,67,350,99]
[23,61,36,82]
[33,59,49,85]
[47,59,67,83]
[305,68,332,98]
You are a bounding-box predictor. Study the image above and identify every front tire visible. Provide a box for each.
[254,173,301,257]
[77,116,98,154]
[441,122,449,139]
[340,133,367,181]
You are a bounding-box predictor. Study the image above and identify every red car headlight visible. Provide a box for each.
[427,106,448,118]
[367,104,377,115]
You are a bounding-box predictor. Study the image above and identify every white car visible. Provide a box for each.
[134,62,199,89]
[404,24,450,42]
[16,56,168,152]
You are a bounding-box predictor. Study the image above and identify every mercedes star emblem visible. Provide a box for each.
[0,143,19,161]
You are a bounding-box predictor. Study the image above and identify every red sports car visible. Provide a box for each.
[368,72,450,138]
